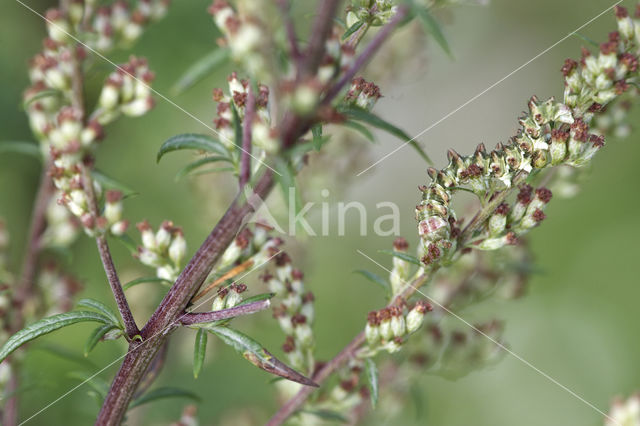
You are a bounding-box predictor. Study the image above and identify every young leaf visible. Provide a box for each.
[230,102,243,154]
[77,298,122,327]
[0,141,41,160]
[340,105,432,164]
[22,88,62,109]
[157,133,229,162]
[193,328,207,379]
[353,270,391,296]
[364,358,379,408]
[123,276,172,291]
[0,311,113,363]
[204,325,318,387]
[342,20,364,40]
[84,324,120,356]
[171,48,230,95]
[378,249,422,266]
[412,3,452,57]
[92,170,138,199]
[128,387,201,409]
[343,120,375,142]
[311,123,323,151]
[236,293,275,307]
[175,156,232,180]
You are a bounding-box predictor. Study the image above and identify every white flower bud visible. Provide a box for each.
[121,97,153,117]
[390,312,406,337]
[157,265,177,281]
[211,294,227,311]
[277,315,294,335]
[406,301,430,334]
[168,232,187,265]
[155,226,171,251]
[294,324,313,348]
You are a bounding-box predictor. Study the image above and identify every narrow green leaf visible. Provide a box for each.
[92,170,137,199]
[364,358,379,408]
[171,48,230,95]
[300,409,349,423]
[157,133,229,162]
[343,120,375,142]
[175,156,232,180]
[573,32,599,48]
[413,4,451,56]
[342,20,364,40]
[230,102,243,155]
[187,166,236,177]
[353,270,391,295]
[204,325,318,387]
[123,276,172,291]
[378,249,422,266]
[23,89,62,109]
[0,311,112,363]
[193,329,207,379]
[236,293,275,307]
[0,141,41,160]
[129,387,201,409]
[84,324,120,356]
[77,298,121,327]
[311,124,323,151]
[274,158,302,215]
[341,105,432,164]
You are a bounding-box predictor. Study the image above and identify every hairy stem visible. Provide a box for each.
[96,171,275,425]
[82,168,140,338]
[179,299,271,325]
[239,84,255,188]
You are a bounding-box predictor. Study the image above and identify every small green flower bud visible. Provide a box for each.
[488,203,509,236]
[104,190,123,224]
[155,220,173,251]
[365,311,380,345]
[45,9,71,43]
[390,307,406,337]
[406,300,431,334]
[378,308,392,340]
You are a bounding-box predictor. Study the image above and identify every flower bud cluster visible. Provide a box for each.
[89,0,170,52]
[212,72,277,154]
[95,56,156,124]
[318,26,356,83]
[344,77,382,111]
[135,220,187,281]
[346,0,399,28]
[262,252,316,374]
[321,361,371,415]
[40,190,81,248]
[416,7,640,266]
[605,392,640,426]
[216,224,281,271]
[208,0,268,78]
[38,262,83,316]
[209,282,247,311]
[364,300,432,355]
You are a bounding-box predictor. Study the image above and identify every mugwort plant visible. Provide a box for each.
[1,0,640,425]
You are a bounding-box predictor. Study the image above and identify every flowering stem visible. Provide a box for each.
[323,5,408,104]
[266,272,432,426]
[459,171,528,243]
[81,168,140,338]
[239,84,255,189]
[276,0,301,60]
[179,299,271,325]
[302,0,342,78]
[4,159,54,426]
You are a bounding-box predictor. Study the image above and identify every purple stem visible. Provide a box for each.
[179,299,271,325]
[239,84,255,188]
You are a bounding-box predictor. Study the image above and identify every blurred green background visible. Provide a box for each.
[1,0,640,424]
